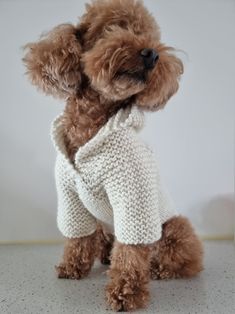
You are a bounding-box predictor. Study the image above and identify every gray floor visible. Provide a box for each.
[0,241,234,314]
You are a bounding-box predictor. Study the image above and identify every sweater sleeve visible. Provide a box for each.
[55,155,97,238]
[103,130,164,245]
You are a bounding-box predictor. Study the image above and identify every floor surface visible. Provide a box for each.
[0,241,234,314]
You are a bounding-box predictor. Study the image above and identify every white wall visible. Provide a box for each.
[0,0,234,242]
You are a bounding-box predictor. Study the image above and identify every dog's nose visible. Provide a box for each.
[140,48,159,69]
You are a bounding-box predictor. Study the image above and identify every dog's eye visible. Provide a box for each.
[118,20,128,29]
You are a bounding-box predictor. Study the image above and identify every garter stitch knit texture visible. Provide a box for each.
[51,105,177,244]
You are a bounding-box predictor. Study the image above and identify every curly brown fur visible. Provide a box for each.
[150,216,203,280]
[61,93,131,160]
[56,232,97,279]
[23,24,82,100]
[56,224,114,279]
[106,241,150,312]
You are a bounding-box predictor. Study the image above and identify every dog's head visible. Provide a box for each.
[23,0,183,110]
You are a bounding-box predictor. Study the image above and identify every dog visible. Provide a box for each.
[23,0,203,311]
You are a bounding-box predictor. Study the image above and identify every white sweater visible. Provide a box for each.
[51,105,177,245]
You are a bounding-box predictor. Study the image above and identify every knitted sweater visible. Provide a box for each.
[51,105,177,245]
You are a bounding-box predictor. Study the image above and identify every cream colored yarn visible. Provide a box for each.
[51,105,177,244]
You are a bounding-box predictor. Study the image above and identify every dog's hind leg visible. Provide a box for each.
[150,216,203,280]
[96,223,114,265]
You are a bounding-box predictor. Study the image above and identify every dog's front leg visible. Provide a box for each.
[55,231,96,280]
[106,241,151,312]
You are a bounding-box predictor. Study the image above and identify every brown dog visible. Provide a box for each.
[23,0,203,311]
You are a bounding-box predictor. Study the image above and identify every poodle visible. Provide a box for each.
[23,0,203,311]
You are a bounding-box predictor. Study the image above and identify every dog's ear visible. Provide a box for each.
[136,46,183,110]
[23,24,83,99]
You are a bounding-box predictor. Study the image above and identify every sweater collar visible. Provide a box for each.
[51,104,145,164]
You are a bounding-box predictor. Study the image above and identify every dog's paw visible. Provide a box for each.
[55,263,89,280]
[106,276,149,312]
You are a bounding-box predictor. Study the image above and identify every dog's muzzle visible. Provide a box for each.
[140,48,159,69]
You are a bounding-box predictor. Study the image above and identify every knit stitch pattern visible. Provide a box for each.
[51,105,177,244]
